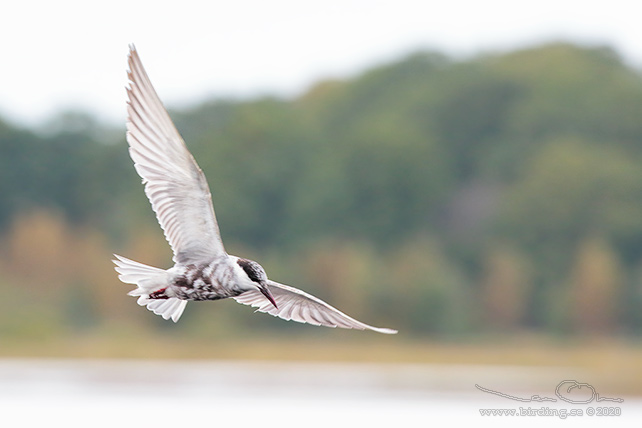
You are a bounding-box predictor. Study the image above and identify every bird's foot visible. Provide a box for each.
[149,287,169,299]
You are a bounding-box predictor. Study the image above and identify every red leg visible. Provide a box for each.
[149,287,169,299]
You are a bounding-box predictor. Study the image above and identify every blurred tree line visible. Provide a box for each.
[1,42,642,341]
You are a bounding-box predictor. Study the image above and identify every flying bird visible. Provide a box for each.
[113,45,397,334]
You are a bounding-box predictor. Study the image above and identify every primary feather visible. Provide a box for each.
[126,46,225,264]
[234,280,397,334]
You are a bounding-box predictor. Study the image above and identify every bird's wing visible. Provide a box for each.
[234,280,398,334]
[126,45,225,264]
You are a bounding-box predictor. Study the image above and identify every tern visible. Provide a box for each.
[113,45,397,334]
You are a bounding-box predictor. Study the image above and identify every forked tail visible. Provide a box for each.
[112,254,187,322]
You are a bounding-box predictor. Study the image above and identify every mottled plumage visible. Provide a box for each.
[113,45,397,334]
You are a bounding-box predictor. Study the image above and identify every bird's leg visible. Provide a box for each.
[149,287,169,299]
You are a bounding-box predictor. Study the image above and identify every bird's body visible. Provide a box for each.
[113,45,397,334]
[148,257,245,301]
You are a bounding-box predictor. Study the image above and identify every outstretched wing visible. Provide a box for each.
[126,45,225,264]
[234,280,398,334]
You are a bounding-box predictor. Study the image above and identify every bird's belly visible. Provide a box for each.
[173,287,231,301]
[170,262,243,301]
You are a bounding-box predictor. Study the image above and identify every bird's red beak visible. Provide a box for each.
[259,283,278,309]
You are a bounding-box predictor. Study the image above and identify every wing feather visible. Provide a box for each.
[126,45,225,263]
[234,280,397,334]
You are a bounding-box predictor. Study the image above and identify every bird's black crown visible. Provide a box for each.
[237,258,267,283]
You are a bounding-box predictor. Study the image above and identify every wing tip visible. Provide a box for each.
[127,44,137,70]
[370,327,398,335]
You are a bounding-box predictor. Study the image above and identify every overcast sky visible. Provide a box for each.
[3,0,642,126]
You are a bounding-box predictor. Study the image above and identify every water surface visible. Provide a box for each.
[0,359,638,427]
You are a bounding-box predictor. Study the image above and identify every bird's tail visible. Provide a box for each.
[112,254,187,322]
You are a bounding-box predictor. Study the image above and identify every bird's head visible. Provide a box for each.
[236,258,278,309]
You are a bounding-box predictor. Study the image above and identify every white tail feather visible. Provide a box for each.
[112,254,187,322]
